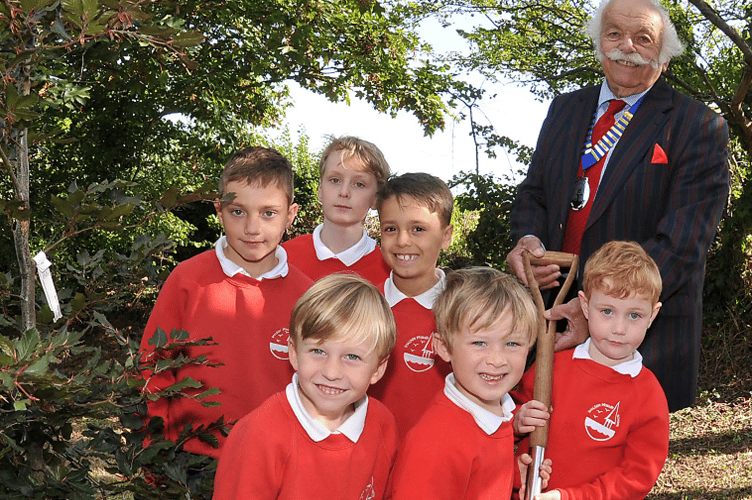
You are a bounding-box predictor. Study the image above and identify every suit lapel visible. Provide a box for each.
[587,78,674,227]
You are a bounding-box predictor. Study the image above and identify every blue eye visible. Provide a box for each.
[345,354,361,361]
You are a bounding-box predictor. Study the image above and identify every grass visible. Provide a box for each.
[647,311,752,499]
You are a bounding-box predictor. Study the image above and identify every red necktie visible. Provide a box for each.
[561,99,626,255]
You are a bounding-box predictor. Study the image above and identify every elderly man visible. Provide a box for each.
[507,0,729,412]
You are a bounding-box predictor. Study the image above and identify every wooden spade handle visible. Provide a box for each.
[522,251,579,448]
[529,250,578,269]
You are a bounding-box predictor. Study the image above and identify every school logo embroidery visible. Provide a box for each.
[269,328,290,360]
[584,401,621,442]
[403,333,436,373]
[360,476,375,500]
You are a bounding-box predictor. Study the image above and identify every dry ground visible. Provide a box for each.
[647,317,752,499]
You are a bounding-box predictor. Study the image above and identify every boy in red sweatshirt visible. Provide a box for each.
[388,267,550,499]
[140,146,313,458]
[283,135,391,285]
[368,172,455,438]
[213,273,399,500]
[513,241,670,499]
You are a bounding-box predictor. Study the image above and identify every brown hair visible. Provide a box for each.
[219,146,294,204]
[376,172,453,227]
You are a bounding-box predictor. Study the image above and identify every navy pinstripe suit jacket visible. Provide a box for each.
[511,78,729,411]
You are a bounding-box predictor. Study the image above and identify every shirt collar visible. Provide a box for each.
[383,268,446,309]
[214,235,289,280]
[443,373,515,435]
[311,224,377,266]
[598,81,650,116]
[286,373,368,443]
[573,338,644,377]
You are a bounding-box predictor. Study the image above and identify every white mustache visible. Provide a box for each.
[604,48,659,69]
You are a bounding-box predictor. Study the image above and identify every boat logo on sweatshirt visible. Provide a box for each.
[359,476,375,500]
[269,328,291,360]
[403,333,437,372]
[584,401,621,441]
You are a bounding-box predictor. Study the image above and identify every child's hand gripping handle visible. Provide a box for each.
[522,250,578,500]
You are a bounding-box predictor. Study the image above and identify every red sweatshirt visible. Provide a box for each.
[213,391,398,500]
[387,391,515,500]
[140,249,312,457]
[370,283,451,438]
[512,346,669,500]
[282,233,391,285]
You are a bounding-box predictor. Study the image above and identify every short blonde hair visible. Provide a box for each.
[319,136,391,190]
[434,267,539,348]
[582,241,662,304]
[289,273,397,361]
[219,146,295,204]
[376,172,454,227]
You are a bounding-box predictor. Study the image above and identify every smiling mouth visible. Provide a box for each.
[316,384,347,396]
[395,254,418,262]
[480,373,504,382]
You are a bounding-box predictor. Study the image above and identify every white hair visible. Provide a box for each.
[585,0,685,65]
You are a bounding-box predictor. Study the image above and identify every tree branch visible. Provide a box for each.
[686,0,752,67]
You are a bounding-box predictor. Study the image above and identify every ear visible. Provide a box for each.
[440,224,454,250]
[433,334,452,363]
[578,290,590,320]
[288,339,299,372]
[214,200,224,224]
[647,302,662,328]
[370,358,389,385]
[286,203,299,229]
[317,183,324,204]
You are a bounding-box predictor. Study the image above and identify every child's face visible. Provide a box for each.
[379,195,453,296]
[289,336,387,430]
[578,289,662,366]
[434,311,531,416]
[214,180,297,278]
[318,152,379,227]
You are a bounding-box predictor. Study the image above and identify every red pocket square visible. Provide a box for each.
[651,144,668,164]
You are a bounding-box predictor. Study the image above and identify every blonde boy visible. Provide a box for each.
[140,146,313,457]
[283,136,392,284]
[388,267,546,499]
[213,273,399,500]
[513,241,670,500]
[369,172,454,437]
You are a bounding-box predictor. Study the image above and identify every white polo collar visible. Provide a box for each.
[311,224,377,266]
[443,373,515,435]
[286,373,368,443]
[573,338,643,377]
[214,235,288,280]
[383,269,446,309]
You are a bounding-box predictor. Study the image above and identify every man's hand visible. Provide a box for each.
[506,236,561,289]
[547,297,589,351]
